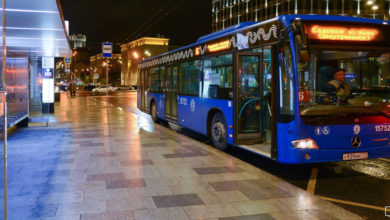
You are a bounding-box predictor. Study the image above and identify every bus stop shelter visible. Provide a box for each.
[1,0,71,219]
[1,0,71,123]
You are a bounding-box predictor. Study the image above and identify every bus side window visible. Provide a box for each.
[159,66,165,91]
[202,53,233,100]
[150,67,160,92]
[179,60,202,96]
[278,43,295,120]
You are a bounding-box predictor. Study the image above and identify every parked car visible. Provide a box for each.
[117,86,130,91]
[92,86,118,95]
[83,85,96,91]
[55,84,69,92]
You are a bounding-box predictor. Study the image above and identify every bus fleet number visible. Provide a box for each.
[375,125,390,132]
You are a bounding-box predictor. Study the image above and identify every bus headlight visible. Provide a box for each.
[291,138,319,149]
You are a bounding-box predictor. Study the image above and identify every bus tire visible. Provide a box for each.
[211,113,228,151]
[151,102,158,123]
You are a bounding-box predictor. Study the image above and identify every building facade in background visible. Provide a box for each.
[121,37,169,86]
[69,34,87,49]
[212,0,390,31]
[72,48,90,84]
[90,53,122,86]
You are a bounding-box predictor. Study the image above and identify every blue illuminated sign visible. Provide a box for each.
[102,42,113,58]
[44,68,54,78]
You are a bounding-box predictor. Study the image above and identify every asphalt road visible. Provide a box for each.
[92,92,390,220]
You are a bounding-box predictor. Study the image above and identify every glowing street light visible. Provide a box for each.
[367,0,374,5]
[133,51,139,59]
[372,5,379,18]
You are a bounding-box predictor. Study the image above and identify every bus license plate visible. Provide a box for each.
[342,152,368,161]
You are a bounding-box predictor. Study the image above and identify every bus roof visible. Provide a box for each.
[139,14,389,65]
[139,17,278,64]
[279,14,389,26]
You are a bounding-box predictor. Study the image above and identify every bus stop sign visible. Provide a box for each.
[102,42,112,58]
[64,57,71,64]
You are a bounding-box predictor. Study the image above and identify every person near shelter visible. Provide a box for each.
[69,82,76,96]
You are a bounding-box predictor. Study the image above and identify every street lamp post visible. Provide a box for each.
[106,58,108,105]
[2,1,7,219]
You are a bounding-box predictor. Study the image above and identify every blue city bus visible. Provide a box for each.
[137,15,390,164]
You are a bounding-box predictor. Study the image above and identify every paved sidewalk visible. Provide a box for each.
[0,94,363,219]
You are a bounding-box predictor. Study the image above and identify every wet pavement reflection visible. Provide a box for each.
[0,92,368,219]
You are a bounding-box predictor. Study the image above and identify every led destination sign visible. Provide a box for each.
[307,25,382,42]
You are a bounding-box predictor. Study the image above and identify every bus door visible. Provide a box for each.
[141,70,148,111]
[235,53,263,144]
[165,65,178,120]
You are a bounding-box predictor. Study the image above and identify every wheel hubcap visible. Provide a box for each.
[212,122,224,143]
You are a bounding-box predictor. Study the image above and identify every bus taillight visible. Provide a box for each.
[291,139,319,150]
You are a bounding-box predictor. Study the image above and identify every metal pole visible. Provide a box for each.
[2,93,6,220]
[106,57,108,108]
[2,0,7,218]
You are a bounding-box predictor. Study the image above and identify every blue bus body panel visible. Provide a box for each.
[156,94,165,120]
[177,96,204,134]
[147,92,165,120]
[308,124,390,150]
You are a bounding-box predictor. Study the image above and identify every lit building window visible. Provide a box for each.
[255,10,258,21]
[211,0,389,31]
[386,0,390,15]
[356,0,361,15]
[325,0,329,14]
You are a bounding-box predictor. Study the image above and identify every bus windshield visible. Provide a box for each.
[298,49,390,117]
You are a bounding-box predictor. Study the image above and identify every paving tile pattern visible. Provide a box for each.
[152,194,205,208]
[0,93,363,219]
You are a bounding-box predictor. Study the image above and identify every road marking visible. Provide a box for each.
[379,158,390,163]
[306,165,319,194]
[319,196,386,211]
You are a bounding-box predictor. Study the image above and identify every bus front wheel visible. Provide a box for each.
[211,113,228,151]
[151,102,158,123]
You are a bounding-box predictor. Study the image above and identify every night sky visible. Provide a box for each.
[59,0,212,55]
